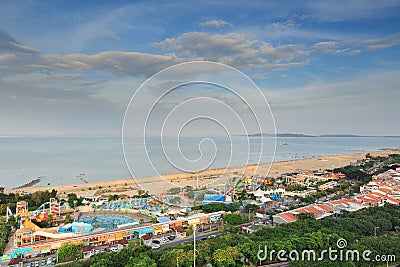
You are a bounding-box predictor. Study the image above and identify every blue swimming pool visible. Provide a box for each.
[78,214,138,231]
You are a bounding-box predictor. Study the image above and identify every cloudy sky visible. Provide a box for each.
[1,0,399,136]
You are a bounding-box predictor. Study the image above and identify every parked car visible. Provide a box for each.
[46,258,52,265]
[110,247,119,253]
[168,235,176,241]
[151,244,161,250]
[152,239,161,244]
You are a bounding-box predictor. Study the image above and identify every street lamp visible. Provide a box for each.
[176,256,180,267]
[73,200,77,221]
[248,208,252,221]
[193,224,197,267]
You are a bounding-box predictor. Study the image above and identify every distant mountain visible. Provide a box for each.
[320,134,400,138]
[246,133,400,138]
[319,134,361,137]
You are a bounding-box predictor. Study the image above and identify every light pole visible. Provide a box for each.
[248,208,252,221]
[176,256,180,267]
[374,227,379,238]
[73,200,77,222]
[193,224,197,267]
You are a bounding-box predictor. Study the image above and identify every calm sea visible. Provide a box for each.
[0,135,399,189]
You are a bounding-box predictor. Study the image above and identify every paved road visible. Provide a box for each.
[156,230,222,250]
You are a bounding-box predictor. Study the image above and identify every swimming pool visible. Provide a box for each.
[77,214,138,231]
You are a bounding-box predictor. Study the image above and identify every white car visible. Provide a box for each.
[151,244,161,250]
[47,258,52,265]
[161,237,169,243]
[110,247,119,252]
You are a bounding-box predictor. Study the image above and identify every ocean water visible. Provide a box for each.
[0,135,399,189]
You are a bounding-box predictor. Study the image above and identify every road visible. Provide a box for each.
[157,229,221,250]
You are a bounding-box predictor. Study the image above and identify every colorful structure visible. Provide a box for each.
[15,198,73,226]
[202,194,231,206]
[227,177,245,193]
[16,201,28,217]
[2,211,225,262]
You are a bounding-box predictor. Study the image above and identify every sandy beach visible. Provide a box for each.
[6,148,400,198]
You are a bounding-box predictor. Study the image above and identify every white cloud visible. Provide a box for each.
[155,32,310,72]
[0,29,39,54]
[267,20,298,31]
[200,19,230,28]
[0,49,184,77]
[359,34,400,50]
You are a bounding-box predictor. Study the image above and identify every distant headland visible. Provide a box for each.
[246,133,400,138]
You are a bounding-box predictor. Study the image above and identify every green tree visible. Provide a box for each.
[57,243,81,262]
[125,254,156,267]
[213,246,240,267]
[46,213,54,226]
[222,214,244,225]
[186,225,194,236]
[243,204,259,213]
[67,193,83,208]
[65,214,73,223]
[168,187,181,194]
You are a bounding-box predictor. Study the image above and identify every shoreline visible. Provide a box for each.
[6,148,400,197]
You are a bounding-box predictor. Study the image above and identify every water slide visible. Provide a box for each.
[29,202,51,218]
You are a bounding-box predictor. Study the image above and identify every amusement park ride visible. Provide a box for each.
[6,198,73,225]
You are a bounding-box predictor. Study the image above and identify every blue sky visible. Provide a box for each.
[0,0,399,136]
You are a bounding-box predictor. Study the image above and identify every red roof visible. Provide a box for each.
[278,213,298,223]
[330,199,362,206]
[304,207,324,217]
[385,196,400,204]
[117,239,129,245]
[378,188,391,194]
[8,258,23,266]
[371,192,386,197]
[294,209,307,214]
[317,204,334,212]
[82,245,96,252]
[343,199,363,205]
[356,196,380,203]
[366,194,381,200]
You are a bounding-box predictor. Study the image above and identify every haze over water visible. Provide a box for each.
[0,135,399,189]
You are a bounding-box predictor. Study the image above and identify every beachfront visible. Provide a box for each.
[7,148,400,197]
